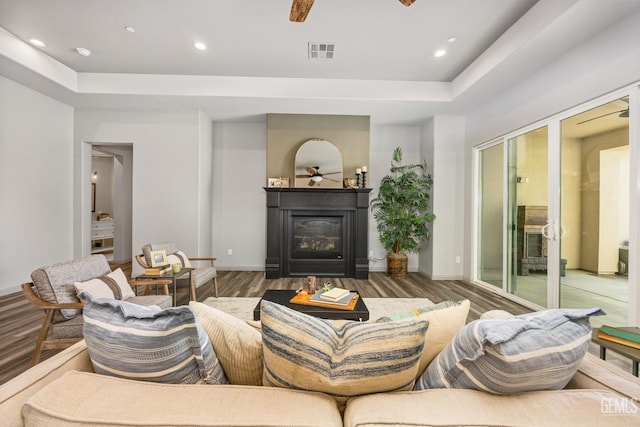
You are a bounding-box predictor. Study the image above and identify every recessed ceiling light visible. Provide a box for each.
[124,26,136,33]
[194,42,207,51]
[447,37,457,43]
[29,39,46,47]
[76,47,91,57]
[434,49,446,58]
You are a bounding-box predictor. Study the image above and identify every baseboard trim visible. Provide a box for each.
[217,266,265,271]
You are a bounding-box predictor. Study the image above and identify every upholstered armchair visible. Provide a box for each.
[22,254,172,365]
[139,242,218,300]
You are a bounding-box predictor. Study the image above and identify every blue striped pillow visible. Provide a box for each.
[415,308,604,393]
[261,301,428,408]
[80,293,228,385]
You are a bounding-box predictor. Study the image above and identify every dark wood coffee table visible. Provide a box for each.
[253,289,369,321]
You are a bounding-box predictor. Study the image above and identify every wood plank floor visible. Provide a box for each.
[1,266,629,386]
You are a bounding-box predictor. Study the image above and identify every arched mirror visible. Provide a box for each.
[294,139,343,188]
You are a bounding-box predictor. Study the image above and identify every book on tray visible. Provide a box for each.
[318,287,351,301]
[311,288,357,306]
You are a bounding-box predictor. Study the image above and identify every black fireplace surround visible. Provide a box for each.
[264,188,371,279]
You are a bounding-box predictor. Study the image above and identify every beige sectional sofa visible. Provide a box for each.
[1,340,639,426]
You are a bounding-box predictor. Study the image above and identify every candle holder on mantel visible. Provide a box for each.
[361,171,367,188]
[355,172,361,188]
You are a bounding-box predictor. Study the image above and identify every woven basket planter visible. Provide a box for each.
[387,252,408,279]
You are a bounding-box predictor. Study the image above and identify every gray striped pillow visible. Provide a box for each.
[80,293,228,385]
[74,268,135,300]
[415,308,604,393]
[261,301,428,408]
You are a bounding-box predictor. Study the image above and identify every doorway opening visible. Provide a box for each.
[90,144,133,263]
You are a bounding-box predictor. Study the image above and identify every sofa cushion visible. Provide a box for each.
[377,299,470,377]
[23,371,343,427]
[73,268,135,300]
[190,301,263,386]
[80,293,227,385]
[31,254,111,321]
[415,308,603,393]
[261,301,428,408]
[344,388,640,427]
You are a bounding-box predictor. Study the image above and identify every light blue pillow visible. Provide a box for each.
[80,293,228,385]
[415,308,604,393]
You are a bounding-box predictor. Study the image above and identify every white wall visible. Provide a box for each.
[198,112,214,257]
[419,116,465,280]
[74,109,205,276]
[0,75,74,294]
[212,121,267,270]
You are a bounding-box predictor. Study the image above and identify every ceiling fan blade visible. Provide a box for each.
[308,179,316,186]
[290,0,314,22]
[322,171,342,176]
[305,166,317,175]
[577,109,627,125]
[398,0,415,6]
[323,177,341,182]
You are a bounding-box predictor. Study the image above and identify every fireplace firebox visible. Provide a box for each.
[265,188,371,279]
[291,216,343,260]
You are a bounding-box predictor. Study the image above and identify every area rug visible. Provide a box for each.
[202,296,434,321]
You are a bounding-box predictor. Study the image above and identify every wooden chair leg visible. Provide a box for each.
[213,277,219,298]
[190,281,197,301]
[32,309,54,366]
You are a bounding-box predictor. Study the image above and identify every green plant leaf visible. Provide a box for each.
[371,146,436,254]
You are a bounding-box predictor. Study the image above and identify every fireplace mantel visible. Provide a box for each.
[264,187,372,279]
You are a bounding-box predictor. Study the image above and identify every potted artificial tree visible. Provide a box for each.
[371,147,436,279]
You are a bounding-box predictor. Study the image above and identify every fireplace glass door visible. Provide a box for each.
[291,216,343,259]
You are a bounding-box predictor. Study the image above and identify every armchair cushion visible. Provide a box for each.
[80,293,228,385]
[31,255,111,321]
[73,268,135,300]
[190,267,217,287]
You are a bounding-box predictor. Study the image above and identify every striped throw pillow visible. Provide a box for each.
[167,250,192,268]
[261,301,428,408]
[74,268,135,300]
[377,300,470,378]
[415,308,604,393]
[190,301,263,386]
[80,293,228,385]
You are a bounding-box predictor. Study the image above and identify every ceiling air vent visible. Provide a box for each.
[308,42,335,59]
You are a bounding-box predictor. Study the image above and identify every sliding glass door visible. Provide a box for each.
[558,97,630,327]
[507,127,549,307]
[475,91,634,327]
[477,143,504,288]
